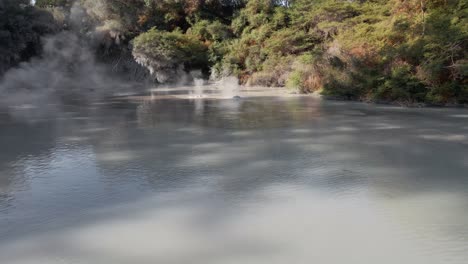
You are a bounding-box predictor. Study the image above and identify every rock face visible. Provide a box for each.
[132,50,184,84]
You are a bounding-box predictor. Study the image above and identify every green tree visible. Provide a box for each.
[0,0,57,75]
[132,28,208,82]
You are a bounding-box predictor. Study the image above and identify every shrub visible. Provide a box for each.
[132,28,207,82]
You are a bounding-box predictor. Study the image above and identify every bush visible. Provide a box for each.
[375,64,427,102]
[132,28,207,82]
[286,70,303,90]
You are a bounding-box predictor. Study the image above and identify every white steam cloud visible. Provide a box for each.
[0,1,147,121]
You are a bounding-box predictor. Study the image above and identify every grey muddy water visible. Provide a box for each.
[0,88,468,264]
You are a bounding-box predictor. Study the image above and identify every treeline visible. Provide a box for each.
[2,0,468,104]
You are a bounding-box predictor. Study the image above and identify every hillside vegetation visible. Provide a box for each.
[2,0,468,104]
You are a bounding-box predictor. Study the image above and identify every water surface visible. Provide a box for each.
[1,95,468,263]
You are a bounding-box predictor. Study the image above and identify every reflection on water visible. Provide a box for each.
[0,96,468,263]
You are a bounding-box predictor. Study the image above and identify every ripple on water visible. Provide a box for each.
[1,96,468,263]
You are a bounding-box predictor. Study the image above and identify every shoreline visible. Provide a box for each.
[322,95,468,109]
[120,85,308,101]
[117,85,468,109]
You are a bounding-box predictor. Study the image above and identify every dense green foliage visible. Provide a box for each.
[219,0,467,105]
[133,28,209,82]
[0,0,57,75]
[2,0,467,104]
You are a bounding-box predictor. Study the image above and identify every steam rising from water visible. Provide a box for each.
[188,75,240,99]
[193,78,205,98]
[0,1,242,121]
[1,32,105,101]
[157,72,241,100]
[0,31,133,120]
[217,76,240,99]
[0,1,145,121]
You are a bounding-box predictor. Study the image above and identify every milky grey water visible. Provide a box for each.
[1,96,467,263]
